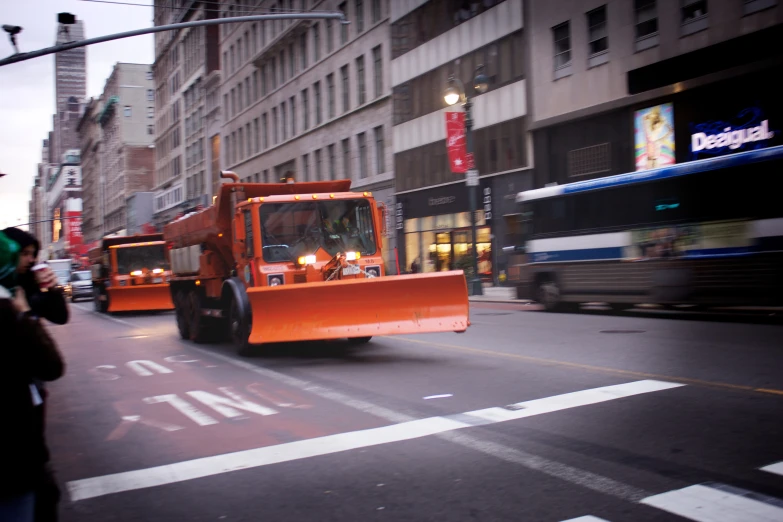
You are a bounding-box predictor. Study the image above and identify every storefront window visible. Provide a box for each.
[404,211,492,278]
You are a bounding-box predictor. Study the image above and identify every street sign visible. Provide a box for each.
[466,169,479,186]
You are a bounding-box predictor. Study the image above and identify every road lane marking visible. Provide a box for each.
[561,517,611,522]
[394,337,783,397]
[760,461,783,477]
[640,483,783,521]
[66,379,680,501]
[187,346,665,502]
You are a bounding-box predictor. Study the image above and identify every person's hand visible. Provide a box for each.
[12,287,31,315]
[34,266,58,289]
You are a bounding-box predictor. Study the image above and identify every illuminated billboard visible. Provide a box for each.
[634,103,675,171]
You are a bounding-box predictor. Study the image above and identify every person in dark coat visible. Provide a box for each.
[2,227,68,325]
[0,231,65,522]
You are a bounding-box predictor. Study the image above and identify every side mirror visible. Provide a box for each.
[377,202,388,237]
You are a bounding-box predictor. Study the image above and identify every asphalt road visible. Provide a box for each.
[40,299,783,522]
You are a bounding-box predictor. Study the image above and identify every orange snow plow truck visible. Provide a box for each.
[88,233,175,313]
[163,172,470,353]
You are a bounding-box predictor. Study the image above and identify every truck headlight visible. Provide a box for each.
[345,251,360,261]
[297,255,317,265]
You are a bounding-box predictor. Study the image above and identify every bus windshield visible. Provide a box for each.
[115,244,169,274]
[259,199,377,263]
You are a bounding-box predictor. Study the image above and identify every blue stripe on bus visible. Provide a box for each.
[529,247,625,263]
[530,243,783,263]
[681,246,755,258]
[560,145,783,195]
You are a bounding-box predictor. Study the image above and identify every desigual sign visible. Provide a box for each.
[689,107,776,159]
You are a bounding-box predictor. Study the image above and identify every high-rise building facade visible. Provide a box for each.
[54,20,87,161]
[152,0,222,228]
[98,63,157,234]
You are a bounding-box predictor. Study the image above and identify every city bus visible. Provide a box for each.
[507,145,783,312]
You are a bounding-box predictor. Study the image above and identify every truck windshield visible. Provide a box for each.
[115,244,169,274]
[259,199,377,263]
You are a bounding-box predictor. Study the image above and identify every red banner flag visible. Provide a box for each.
[445,111,468,173]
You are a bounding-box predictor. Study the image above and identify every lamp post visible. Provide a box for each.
[444,65,489,297]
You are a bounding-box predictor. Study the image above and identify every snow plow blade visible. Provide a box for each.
[107,284,175,313]
[246,270,470,344]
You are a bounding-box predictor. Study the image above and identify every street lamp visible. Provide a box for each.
[444,65,489,297]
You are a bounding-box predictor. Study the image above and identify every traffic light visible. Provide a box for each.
[58,13,76,25]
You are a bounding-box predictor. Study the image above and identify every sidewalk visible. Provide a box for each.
[467,286,531,304]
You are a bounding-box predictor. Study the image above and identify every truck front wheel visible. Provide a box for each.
[229,297,252,356]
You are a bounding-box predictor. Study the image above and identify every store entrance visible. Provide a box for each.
[427,227,492,279]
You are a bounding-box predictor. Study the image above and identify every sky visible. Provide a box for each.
[0,0,155,230]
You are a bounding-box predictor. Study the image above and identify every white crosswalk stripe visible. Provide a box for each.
[640,483,783,522]
[560,516,611,522]
[760,461,783,478]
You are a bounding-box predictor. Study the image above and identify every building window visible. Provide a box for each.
[124,106,132,117]
[342,138,351,179]
[341,65,350,113]
[356,55,365,105]
[587,6,607,56]
[302,153,310,182]
[314,81,322,125]
[372,45,382,98]
[326,19,334,53]
[682,0,708,22]
[355,0,365,34]
[147,124,154,135]
[339,2,348,44]
[147,89,154,101]
[357,132,367,178]
[272,107,279,144]
[302,88,309,130]
[147,106,154,118]
[315,149,322,181]
[743,0,778,16]
[372,0,381,23]
[281,101,287,141]
[300,32,308,70]
[681,0,708,35]
[289,43,295,78]
[553,21,571,77]
[328,144,336,181]
[262,113,268,149]
[146,70,153,80]
[290,96,296,137]
[634,0,658,50]
[374,126,385,174]
[313,23,320,62]
[327,73,335,118]
[254,118,260,153]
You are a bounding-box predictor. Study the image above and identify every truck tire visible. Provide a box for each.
[187,290,208,343]
[95,285,109,313]
[93,286,102,312]
[174,290,190,340]
[229,297,252,356]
